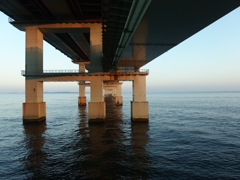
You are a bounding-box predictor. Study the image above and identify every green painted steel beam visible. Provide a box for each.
[111,0,152,70]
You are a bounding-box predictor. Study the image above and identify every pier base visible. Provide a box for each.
[131,101,148,122]
[115,96,123,105]
[78,96,86,106]
[23,102,46,123]
[88,102,106,122]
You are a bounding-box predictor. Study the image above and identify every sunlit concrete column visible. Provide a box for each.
[78,63,86,106]
[88,77,106,122]
[78,83,86,106]
[115,83,123,105]
[112,87,116,97]
[89,25,102,72]
[23,27,46,123]
[131,76,148,121]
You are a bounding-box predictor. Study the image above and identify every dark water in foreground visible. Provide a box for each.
[0,92,240,179]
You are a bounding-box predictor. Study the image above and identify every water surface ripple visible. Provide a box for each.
[0,92,239,179]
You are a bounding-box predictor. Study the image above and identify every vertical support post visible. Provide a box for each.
[23,27,46,123]
[78,84,86,106]
[131,76,148,121]
[112,87,116,97]
[88,76,106,122]
[115,82,123,105]
[78,63,86,106]
[89,24,102,72]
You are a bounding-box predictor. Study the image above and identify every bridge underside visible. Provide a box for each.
[1,0,239,71]
[0,0,239,122]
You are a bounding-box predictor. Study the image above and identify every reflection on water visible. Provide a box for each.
[75,95,150,179]
[131,123,149,176]
[22,95,149,179]
[23,122,47,179]
[4,92,239,179]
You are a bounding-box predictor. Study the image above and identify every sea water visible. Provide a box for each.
[0,92,240,179]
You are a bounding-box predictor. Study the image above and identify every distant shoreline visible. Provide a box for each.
[1,91,240,94]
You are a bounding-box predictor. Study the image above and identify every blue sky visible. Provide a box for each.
[0,7,239,93]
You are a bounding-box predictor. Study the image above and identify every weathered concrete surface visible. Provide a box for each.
[23,102,46,123]
[131,101,148,122]
[115,96,123,106]
[78,96,87,106]
[88,102,106,122]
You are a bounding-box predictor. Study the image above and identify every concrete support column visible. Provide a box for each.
[112,88,116,97]
[131,76,148,121]
[79,63,85,72]
[89,25,102,72]
[88,77,106,121]
[115,83,123,105]
[23,27,46,123]
[78,63,86,106]
[78,84,86,106]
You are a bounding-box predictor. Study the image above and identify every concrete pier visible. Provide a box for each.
[103,81,123,105]
[22,68,149,122]
[23,27,46,123]
[78,85,86,106]
[77,63,88,106]
[88,77,106,122]
[131,76,148,122]
[19,21,149,123]
[115,82,123,106]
